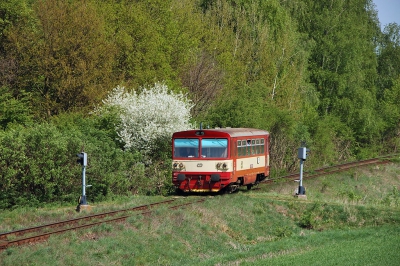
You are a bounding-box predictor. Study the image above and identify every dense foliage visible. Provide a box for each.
[0,0,399,208]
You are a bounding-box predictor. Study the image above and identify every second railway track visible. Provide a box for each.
[262,154,398,185]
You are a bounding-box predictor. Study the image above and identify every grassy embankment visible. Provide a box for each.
[1,163,399,265]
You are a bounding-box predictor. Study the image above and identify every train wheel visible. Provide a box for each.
[226,184,239,193]
[247,184,253,190]
[175,188,187,196]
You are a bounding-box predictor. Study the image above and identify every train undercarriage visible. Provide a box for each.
[175,173,267,194]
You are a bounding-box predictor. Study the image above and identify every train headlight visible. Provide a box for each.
[173,162,185,170]
[216,162,228,170]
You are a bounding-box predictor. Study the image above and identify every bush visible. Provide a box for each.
[0,123,79,208]
[92,83,195,196]
[99,82,193,153]
[0,87,33,130]
[0,82,197,208]
[0,114,141,208]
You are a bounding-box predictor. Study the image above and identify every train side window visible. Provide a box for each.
[256,139,260,154]
[240,140,246,156]
[261,138,265,153]
[251,139,256,154]
[246,139,251,155]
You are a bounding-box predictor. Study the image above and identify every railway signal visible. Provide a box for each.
[76,152,91,211]
[296,146,310,198]
[77,152,87,166]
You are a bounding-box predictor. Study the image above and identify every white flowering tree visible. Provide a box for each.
[101,82,193,153]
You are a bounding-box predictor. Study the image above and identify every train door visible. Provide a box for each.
[231,138,237,179]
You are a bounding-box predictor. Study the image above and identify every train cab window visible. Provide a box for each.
[201,139,228,158]
[173,139,199,158]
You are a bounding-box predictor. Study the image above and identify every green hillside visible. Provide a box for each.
[1,163,399,265]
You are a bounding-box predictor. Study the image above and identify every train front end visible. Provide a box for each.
[172,129,232,193]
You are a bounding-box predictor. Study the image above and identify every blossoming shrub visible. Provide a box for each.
[99,82,194,194]
[101,82,193,153]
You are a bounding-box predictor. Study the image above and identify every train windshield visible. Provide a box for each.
[201,139,228,158]
[173,138,228,158]
[174,139,199,158]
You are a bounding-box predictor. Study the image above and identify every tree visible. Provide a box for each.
[284,0,381,153]
[0,0,32,89]
[199,0,311,171]
[6,0,115,118]
[377,23,400,96]
[180,51,224,118]
[376,23,400,152]
[0,87,32,129]
[100,0,203,89]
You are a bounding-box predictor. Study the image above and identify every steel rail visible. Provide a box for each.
[0,198,205,250]
[262,154,399,184]
[0,199,175,241]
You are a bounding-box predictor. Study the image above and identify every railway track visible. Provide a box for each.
[262,154,398,184]
[0,198,205,250]
[1,155,398,250]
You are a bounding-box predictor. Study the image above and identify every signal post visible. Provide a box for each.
[295,146,309,200]
[76,152,92,212]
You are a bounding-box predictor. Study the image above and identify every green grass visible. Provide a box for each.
[211,225,400,266]
[1,164,400,265]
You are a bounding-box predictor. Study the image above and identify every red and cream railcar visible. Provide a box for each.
[172,128,270,193]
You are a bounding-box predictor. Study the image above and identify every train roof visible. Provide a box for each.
[172,128,269,138]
